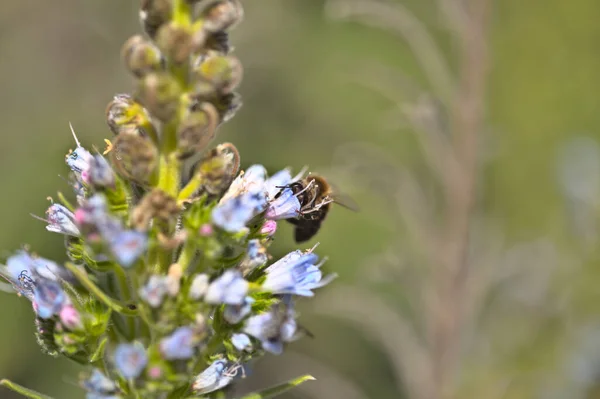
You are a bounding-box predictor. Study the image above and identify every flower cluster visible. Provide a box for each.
[0,1,334,399]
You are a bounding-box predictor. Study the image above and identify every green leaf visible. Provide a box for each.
[235,375,315,399]
[0,379,55,399]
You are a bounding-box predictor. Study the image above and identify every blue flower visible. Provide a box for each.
[212,191,266,233]
[43,204,80,236]
[205,270,248,305]
[66,146,93,181]
[160,327,196,360]
[231,333,252,351]
[139,275,168,308]
[192,359,237,395]
[244,303,298,355]
[83,369,118,395]
[88,155,115,188]
[224,297,254,324]
[5,251,65,283]
[114,342,148,379]
[220,164,267,203]
[264,168,293,199]
[108,230,147,267]
[33,279,66,319]
[265,187,301,220]
[262,250,337,297]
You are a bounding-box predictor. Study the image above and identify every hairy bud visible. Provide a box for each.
[177,102,219,159]
[140,0,172,38]
[109,134,158,184]
[192,54,243,96]
[195,142,240,196]
[201,0,244,33]
[136,72,181,122]
[156,23,194,64]
[106,94,152,136]
[131,189,180,231]
[121,35,164,78]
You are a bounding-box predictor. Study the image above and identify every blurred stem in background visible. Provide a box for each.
[429,0,490,398]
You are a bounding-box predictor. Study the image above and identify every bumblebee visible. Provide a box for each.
[277,174,358,242]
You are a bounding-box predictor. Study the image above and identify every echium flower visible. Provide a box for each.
[0,1,337,399]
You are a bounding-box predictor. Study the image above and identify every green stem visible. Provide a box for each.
[112,264,136,335]
[173,0,192,26]
[65,263,138,316]
[178,175,203,203]
[0,380,54,399]
[177,240,198,273]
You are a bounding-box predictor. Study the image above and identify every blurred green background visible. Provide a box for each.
[2,0,600,398]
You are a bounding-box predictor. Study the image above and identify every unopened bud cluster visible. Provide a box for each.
[1,1,333,399]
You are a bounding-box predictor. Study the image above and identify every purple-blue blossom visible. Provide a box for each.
[265,187,301,220]
[160,326,196,360]
[43,203,80,236]
[83,369,118,395]
[224,297,254,324]
[244,304,298,355]
[212,190,266,233]
[114,342,148,379]
[231,333,252,351]
[5,251,64,283]
[204,270,248,305]
[262,250,337,297]
[33,279,66,319]
[192,359,236,395]
[139,275,168,308]
[108,230,148,267]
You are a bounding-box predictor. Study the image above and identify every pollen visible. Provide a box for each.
[103,139,113,155]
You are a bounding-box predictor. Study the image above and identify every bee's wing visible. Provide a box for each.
[330,192,360,212]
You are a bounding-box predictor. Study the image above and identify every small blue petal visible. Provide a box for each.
[33,280,66,319]
[262,251,336,296]
[192,359,235,394]
[114,342,148,379]
[109,230,147,267]
[212,191,267,233]
[265,188,301,220]
[244,303,298,355]
[205,270,248,305]
[139,276,167,308]
[223,297,254,324]
[231,333,252,351]
[160,327,196,360]
[83,369,117,394]
[45,204,80,236]
[264,169,292,199]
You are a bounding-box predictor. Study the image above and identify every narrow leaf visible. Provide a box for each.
[0,379,55,399]
[235,375,315,399]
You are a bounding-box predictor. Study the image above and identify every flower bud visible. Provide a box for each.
[59,304,83,330]
[201,0,244,33]
[136,72,181,122]
[156,22,194,64]
[106,94,151,136]
[109,133,158,184]
[192,54,242,96]
[131,189,180,231]
[177,102,219,159]
[140,0,172,38]
[191,142,240,197]
[121,35,163,78]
